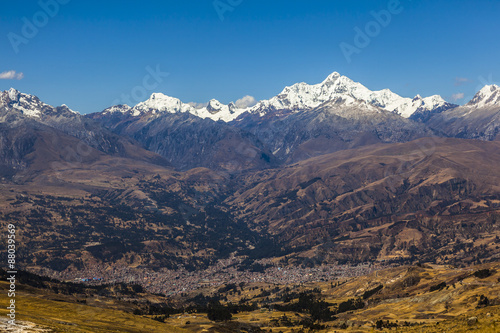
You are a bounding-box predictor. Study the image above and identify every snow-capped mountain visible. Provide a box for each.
[466,84,500,108]
[0,88,167,160]
[0,88,79,123]
[1,88,50,120]
[425,84,500,141]
[101,72,453,122]
[3,79,500,173]
[90,72,458,166]
[103,93,247,122]
[248,72,452,119]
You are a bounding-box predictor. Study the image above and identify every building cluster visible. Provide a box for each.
[37,259,387,296]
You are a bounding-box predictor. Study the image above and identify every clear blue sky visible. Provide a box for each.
[1,0,499,114]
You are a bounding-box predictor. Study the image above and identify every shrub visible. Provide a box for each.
[473,269,495,279]
[477,295,489,308]
[207,301,232,322]
[362,285,383,299]
[337,298,364,314]
[429,282,446,292]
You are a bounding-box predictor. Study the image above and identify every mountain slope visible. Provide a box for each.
[0,124,263,273]
[232,99,437,162]
[226,137,500,264]
[425,85,500,141]
[88,109,276,171]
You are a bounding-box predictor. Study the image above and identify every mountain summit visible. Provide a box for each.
[1,88,50,120]
[249,72,452,119]
[467,84,500,107]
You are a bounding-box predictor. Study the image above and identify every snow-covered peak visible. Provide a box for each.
[134,93,192,115]
[1,88,48,118]
[422,95,447,106]
[248,72,449,118]
[206,99,225,113]
[396,94,451,118]
[467,84,500,108]
[59,104,79,114]
[190,99,246,120]
[321,71,341,84]
[0,89,84,122]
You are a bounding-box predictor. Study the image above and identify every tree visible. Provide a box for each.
[207,301,232,322]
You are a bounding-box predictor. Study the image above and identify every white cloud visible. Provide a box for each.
[451,93,465,101]
[454,77,470,86]
[187,101,208,109]
[235,95,257,108]
[0,70,24,80]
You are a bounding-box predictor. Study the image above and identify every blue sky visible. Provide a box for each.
[1,0,499,114]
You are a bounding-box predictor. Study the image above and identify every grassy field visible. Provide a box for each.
[0,281,188,333]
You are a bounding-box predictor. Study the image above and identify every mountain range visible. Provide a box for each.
[97,72,456,121]
[89,73,500,168]
[1,72,500,273]
[4,73,500,171]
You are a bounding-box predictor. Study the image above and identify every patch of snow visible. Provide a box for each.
[8,88,19,101]
[102,105,132,115]
[13,104,41,117]
[134,93,192,114]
